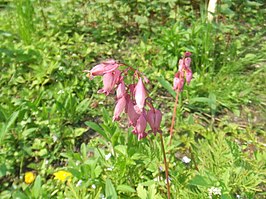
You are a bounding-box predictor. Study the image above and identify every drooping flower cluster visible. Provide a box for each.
[173,52,193,92]
[85,60,162,140]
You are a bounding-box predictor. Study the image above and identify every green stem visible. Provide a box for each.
[160,133,170,199]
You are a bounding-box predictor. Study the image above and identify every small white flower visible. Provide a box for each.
[57,90,64,94]
[92,184,96,189]
[100,194,106,199]
[45,160,49,165]
[208,187,222,198]
[165,177,171,184]
[76,161,80,166]
[236,194,241,199]
[76,180,82,187]
[59,66,64,70]
[181,156,191,164]
[52,135,58,142]
[105,153,112,160]
[106,166,114,171]
[153,176,163,182]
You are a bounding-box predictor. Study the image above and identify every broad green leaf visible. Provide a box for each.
[137,184,147,199]
[105,178,117,199]
[114,145,127,156]
[189,175,211,187]
[0,111,19,145]
[68,168,82,179]
[85,121,108,140]
[0,164,7,178]
[140,180,155,186]
[32,175,42,199]
[12,191,28,199]
[117,184,135,193]
[157,76,176,97]
[148,184,156,199]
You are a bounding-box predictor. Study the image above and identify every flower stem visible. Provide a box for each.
[169,90,180,145]
[160,133,170,199]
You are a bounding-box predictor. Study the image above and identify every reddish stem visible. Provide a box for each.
[169,90,180,145]
[160,133,171,199]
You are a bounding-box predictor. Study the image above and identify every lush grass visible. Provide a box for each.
[0,0,265,198]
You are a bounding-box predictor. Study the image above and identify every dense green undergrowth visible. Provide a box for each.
[0,0,265,198]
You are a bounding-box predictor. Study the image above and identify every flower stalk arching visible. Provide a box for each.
[169,52,193,145]
[84,59,170,197]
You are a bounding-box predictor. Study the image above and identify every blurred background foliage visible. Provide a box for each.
[0,0,265,198]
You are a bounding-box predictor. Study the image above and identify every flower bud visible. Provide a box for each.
[85,59,119,79]
[113,96,127,121]
[134,78,146,113]
[146,108,162,135]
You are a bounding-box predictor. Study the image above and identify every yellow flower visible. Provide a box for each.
[54,170,72,182]
[24,171,35,184]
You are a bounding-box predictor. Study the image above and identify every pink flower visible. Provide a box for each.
[132,112,147,140]
[146,108,162,135]
[113,96,127,121]
[84,59,119,79]
[98,70,121,95]
[134,78,146,114]
[128,84,135,95]
[125,95,140,126]
[185,68,192,85]
[184,51,192,57]
[174,52,193,90]
[178,59,185,71]
[184,57,191,70]
[173,71,184,92]
[116,81,126,99]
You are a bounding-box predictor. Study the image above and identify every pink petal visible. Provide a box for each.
[185,68,192,85]
[126,96,140,126]
[116,81,126,99]
[184,52,192,57]
[113,96,127,121]
[173,72,184,92]
[134,78,146,113]
[147,109,162,135]
[132,112,147,140]
[86,59,119,78]
[184,57,191,70]
[98,69,121,96]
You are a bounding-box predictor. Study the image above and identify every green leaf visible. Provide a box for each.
[68,168,82,179]
[190,97,210,104]
[105,178,117,199]
[148,184,157,199]
[117,184,135,193]
[111,130,120,147]
[137,184,147,199]
[114,145,127,156]
[0,111,19,145]
[12,191,28,199]
[140,180,155,186]
[85,121,108,140]
[76,98,90,113]
[189,175,211,187]
[32,175,42,199]
[81,143,87,160]
[158,76,176,97]
[0,164,7,178]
